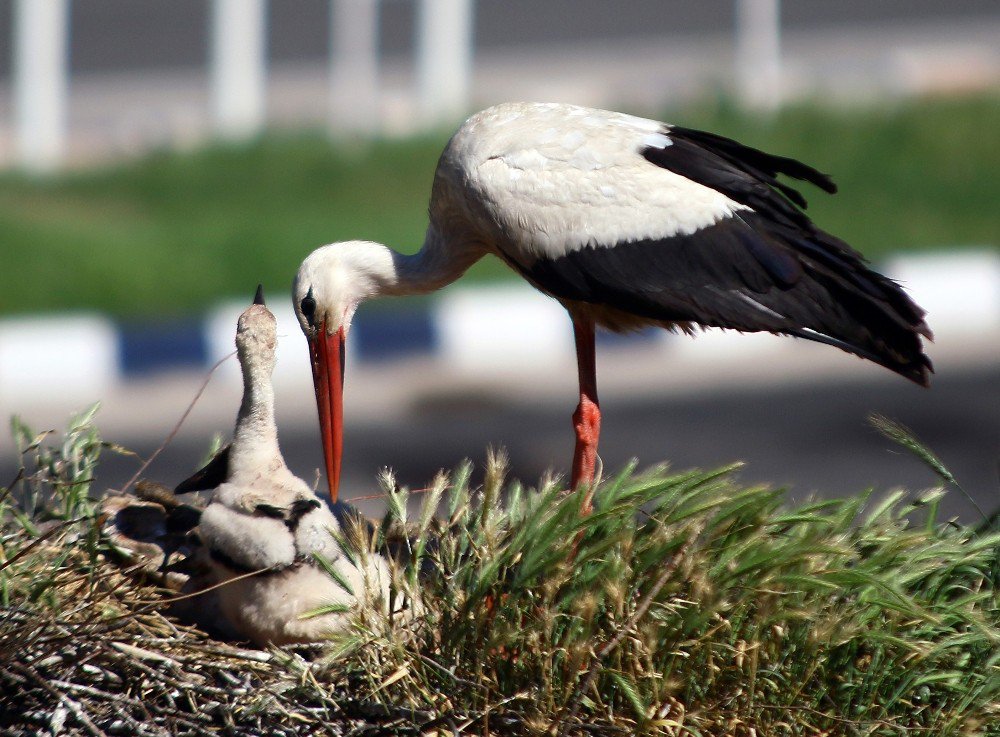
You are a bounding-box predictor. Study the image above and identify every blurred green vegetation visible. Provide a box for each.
[1,92,997,318]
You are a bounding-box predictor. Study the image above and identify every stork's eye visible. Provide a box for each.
[300,291,317,325]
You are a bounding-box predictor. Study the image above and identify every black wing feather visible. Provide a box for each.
[668,125,837,195]
[518,120,933,387]
[521,215,931,385]
[648,125,839,236]
[255,498,321,532]
[174,444,231,494]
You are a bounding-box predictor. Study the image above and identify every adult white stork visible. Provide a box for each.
[294,102,932,505]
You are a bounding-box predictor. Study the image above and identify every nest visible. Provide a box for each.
[0,497,405,736]
[0,409,423,736]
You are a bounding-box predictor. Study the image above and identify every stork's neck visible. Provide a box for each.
[380,226,484,297]
[229,353,283,480]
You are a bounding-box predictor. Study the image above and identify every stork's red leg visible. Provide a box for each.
[570,313,601,509]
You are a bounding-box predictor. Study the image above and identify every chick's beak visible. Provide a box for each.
[309,322,345,502]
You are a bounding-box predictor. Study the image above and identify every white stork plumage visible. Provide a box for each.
[293,102,932,506]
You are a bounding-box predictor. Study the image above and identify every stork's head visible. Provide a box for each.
[293,241,395,503]
[293,242,398,337]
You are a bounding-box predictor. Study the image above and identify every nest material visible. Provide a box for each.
[0,499,418,737]
[101,481,251,643]
[101,489,197,586]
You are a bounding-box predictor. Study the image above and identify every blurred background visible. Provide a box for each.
[0,0,997,522]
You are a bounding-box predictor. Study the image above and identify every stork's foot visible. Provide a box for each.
[571,397,601,486]
[570,398,602,512]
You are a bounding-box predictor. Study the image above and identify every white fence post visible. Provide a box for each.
[415,0,474,128]
[13,0,70,172]
[210,0,268,138]
[734,0,782,111]
[329,0,380,135]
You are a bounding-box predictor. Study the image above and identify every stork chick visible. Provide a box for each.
[196,286,392,646]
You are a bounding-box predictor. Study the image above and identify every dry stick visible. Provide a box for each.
[173,643,274,664]
[96,641,232,700]
[0,515,88,573]
[0,468,24,505]
[559,534,696,734]
[131,564,278,607]
[49,679,151,711]
[418,691,534,735]
[344,485,438,504]
[417,654,485,692]
[11,662,109,737]
[117,351,236,496]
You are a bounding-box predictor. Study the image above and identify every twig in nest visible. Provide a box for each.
[11,662,108,737]
[131,563,276,608]
[0,515,88,573]
[117,351,235,496]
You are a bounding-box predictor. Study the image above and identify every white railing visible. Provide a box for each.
[211,0,268,140]
[735,0,782,112]
[9,0,782,172]
[415,0,475,128]
[13,0,70,173]
[329,0,380,133]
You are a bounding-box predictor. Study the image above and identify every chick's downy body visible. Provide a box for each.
[195,292,390,646]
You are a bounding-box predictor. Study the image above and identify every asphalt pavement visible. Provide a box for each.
[5,352,996,525]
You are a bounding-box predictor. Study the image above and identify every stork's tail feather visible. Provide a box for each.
[658,128,934,384]
[784,227,933,387]
[790,323,933,387]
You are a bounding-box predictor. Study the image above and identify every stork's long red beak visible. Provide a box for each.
[309,322,345,502]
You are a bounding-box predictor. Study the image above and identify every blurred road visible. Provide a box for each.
[345,367,998,522]
[5,355,996,525]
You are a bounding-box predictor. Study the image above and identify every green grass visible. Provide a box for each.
[2,410,998,734]
[0,92,997,318]
[345,450,1000,735]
